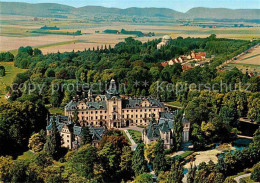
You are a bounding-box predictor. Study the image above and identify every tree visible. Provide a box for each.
[0,156,14,181]
[81,126,92,145]
[67,144,97,179]
[166,160,184,183]
[224,177,236,183]
[28,133,45,152]
[44,119,61,159]
[144,142,156,163]
[133,173,153,183]
[251,162,260,182]
[120,146,134,181]
[132,143,149,176]
[0,66,5,77]
[153,139,167,174]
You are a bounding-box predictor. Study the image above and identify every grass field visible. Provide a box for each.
[0,62,27,103]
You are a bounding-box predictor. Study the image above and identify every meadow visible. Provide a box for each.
[0,62,27,103]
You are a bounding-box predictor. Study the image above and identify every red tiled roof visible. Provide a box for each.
[182,65,193,71]
[161,61,168,67]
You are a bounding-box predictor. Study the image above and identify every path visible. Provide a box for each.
[124,129,137,151]
[171,151,185,157]
[234,173,251,182]
[237,135,253,140]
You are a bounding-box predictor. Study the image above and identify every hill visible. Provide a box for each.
[186,7,260,20]
[0,2,259,19]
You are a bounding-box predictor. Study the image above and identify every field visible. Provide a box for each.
[1,14,260,54]
[226,45,260,73]
[0,62,27,103]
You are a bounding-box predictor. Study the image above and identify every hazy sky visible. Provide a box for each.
[2,0,260,12]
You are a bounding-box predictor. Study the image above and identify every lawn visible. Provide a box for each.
[46,104,65,115]
[0,62,27,103]
[128,129,142,143]
[166,101,183,108]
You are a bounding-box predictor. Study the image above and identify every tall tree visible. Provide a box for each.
[44,119,61,159]
[166,160,184,183]
[153,139,167,174]
[81,126,92,145]
[132,143,149,176]
[120,146,134,181]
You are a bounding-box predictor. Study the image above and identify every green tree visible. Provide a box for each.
[28,133,45,152]
[166,160,184,183]
[153,139,167,174]
[120,146,134,181]
[67,144,97,179]
[132,143,149,176]
[133,173,153,183]
[44,119,61,159]
[81,126,92,145]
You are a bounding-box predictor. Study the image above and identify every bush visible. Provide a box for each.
[0,66,5,76]
[251,162,260,182]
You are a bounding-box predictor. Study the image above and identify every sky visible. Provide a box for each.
[2,0,260,12]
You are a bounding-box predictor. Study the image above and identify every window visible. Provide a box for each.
[100,111,102,114]
[136,115,138,118]
[82,112,83,114]
[127,110,129,112]
[131,110,133,112]
[122,115,124,118]
[96,111,98,114]
[105,116,107,119]
[113,115,116,120]
[131,115,133,118]
[67,140,69,142]
[91,111,93,114]
[101,116,103,119]
[113,106,117,111]
[67,135,69,137]
[96,116,98,119]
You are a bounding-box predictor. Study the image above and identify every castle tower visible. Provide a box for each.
[182,113,190,143]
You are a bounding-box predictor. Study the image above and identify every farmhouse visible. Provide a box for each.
[65,79,166,129]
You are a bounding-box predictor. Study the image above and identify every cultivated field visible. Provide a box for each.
[227,45,260,73]
[1,14,260,54]
[233,45,260,65]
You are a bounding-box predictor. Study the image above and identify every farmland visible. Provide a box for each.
[226,45,260,73]
[1,14,260,54]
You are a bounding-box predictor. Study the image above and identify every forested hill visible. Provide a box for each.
[0,2,259,19]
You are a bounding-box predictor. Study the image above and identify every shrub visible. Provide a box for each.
[251,162,260,182]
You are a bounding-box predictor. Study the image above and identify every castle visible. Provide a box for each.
[47,79,190,150]
[65,79,166,129]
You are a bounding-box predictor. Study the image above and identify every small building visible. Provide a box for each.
[157,35,172,49]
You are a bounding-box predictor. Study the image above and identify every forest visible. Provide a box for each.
[0,35,259,182]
